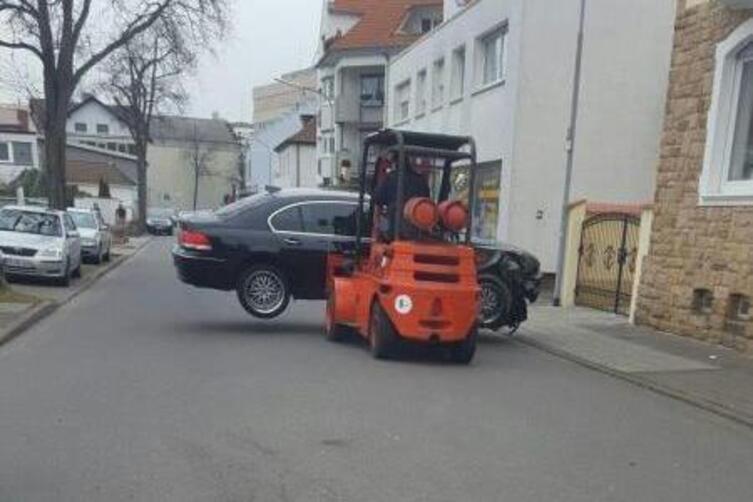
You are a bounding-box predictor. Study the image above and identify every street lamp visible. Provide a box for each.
[553,0,587,307]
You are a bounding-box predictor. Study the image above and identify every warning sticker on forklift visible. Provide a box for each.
[394,295,413,315]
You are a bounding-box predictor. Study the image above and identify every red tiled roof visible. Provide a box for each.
[275,116,316,152]
[328,0,442,51]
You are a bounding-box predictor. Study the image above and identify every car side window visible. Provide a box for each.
[301,202,359,236]
[270,206,304,232]
[64,214,77,234]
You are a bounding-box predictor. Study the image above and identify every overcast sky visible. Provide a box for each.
[0,0,322,122]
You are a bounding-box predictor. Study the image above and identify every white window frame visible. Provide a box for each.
[394,79,411,124]
[431,58,445,110]
[451,45,466,102]
[416,69,428,116]
[74,122,88,133]
[0,141,10,163]
[476,24,508,91]
[700,18,753,206]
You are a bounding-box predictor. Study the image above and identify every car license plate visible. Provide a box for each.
[5,257,30,268]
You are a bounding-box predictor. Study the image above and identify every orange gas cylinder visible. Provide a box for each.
[438,200,469,232]
[403,197,439,231]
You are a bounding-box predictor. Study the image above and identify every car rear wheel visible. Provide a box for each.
[237,265,290,319]
[369,301,397,360]
[93,245,103,265]
[479,274,512,331]
[57,259,71,287]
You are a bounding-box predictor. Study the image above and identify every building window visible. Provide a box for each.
[420,18,440,34]
[0,142,9,162]
[431,58,445,109]
[321,77,334,101]
[692,289,714,315]
[478,26,506,87]
[127,144,137,155]
[394,80,411,122]
[97,124,110,135]
[360,75,384,108]
[451,46,466,100]
[74,122,88,133]
[416,69,428,116]
[12,142,32,165]
[700,20,753,204]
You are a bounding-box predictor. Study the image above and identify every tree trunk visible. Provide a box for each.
[136,142,149,234]
[43,75,72,210]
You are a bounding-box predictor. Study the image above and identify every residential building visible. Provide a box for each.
[67,96,135,155]
[0,105,40,185]
[252,68,317,124]
[273,115,318,188]
[386,0,676,271]
[315,0,444,185]
[148,116,242,210]
[63,142,138,207]
[636,0,753,350]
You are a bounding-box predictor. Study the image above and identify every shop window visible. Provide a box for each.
[692,289,714,315]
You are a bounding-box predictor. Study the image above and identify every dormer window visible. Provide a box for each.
[399,6,442,36]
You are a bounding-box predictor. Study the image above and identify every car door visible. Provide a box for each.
[63,214,82,269]
[268,203,312,298]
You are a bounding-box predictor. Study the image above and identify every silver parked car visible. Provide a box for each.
[68,208,112,264]
[0,205,82,286]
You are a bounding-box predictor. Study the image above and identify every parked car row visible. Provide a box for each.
[172,189,542,331]
[0,205,112,287]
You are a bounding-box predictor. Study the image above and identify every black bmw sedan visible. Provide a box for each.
[172,189,364,319]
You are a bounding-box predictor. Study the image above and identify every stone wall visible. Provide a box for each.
[636,0,753,351]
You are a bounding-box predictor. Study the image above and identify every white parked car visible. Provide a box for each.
[0,205,82,286]
[68,208,112,264]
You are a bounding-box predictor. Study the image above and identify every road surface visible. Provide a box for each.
[1,239,753,501]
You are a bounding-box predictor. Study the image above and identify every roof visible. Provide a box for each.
[149,115,237,144]
[66,159,136,186]
[326,0,442,52]
[274,116,316,152]
[272,188,360,200]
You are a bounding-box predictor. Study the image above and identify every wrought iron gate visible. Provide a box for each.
[575,213,640,316]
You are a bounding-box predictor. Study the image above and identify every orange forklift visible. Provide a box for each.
[325,130,481,364]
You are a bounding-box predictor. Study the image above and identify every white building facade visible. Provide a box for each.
[0,106,40,185]
[387,0,676,272]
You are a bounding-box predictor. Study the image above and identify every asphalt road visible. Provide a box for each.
[2,239,753,502]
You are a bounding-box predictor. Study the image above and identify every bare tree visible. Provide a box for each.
[101,13,212,231]
[185,123,217,210]
[0,0,225,209]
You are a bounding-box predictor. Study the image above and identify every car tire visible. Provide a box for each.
[236,265,290,319]
[369,301,397,360]
[478,274,513,332]
[324,291,350,342]
[57,259,71,287]
[72,261,82,279]
[104,245,111,262]
[93,245,103,265]
[450,326,477,365]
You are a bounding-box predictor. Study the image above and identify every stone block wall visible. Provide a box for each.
[636,0,753,351]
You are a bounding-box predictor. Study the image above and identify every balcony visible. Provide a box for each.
[334,96,384,126]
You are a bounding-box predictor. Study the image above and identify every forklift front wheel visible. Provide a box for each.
[369,301,397,360]
[325,292,350,342]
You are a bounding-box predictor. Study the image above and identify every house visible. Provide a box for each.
[315,0,444,186]
[62,142,138,206]
[253,68,317,124]
[636,0,753,350]
[148,115,242,210]
[247,88,317,191]
[386,0,676,271]
[273,115,318,188]
[0,105,40,185]
[55,96,241,210]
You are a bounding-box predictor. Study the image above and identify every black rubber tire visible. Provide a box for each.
[57,259,71,287]
[450,326,477,365]
[93,245,103,265]
[369,301,397,360]
[324,292,350,342]
[104,246,111,262]
[72,261,82,278]
[478,274,513,331]
[236,265,290,319]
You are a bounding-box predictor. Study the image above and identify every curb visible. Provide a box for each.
[0,238,152,347]
[517,335,753,430]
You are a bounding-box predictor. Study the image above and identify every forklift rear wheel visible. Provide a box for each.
[450,327,477,365]
[325,293,350,342]
[369,301,397,360]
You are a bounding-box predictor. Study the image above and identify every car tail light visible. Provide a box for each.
[180,229,212,251]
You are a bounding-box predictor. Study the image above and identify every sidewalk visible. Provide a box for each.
[0,236,151,346]
[519,305,753,427]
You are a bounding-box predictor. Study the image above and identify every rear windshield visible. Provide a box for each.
[215,193,272,219]
[0,209,63,237]
[69,212,97,229]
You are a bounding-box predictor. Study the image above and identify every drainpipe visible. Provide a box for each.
[296,144,301,187]
[553,0,587,307]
